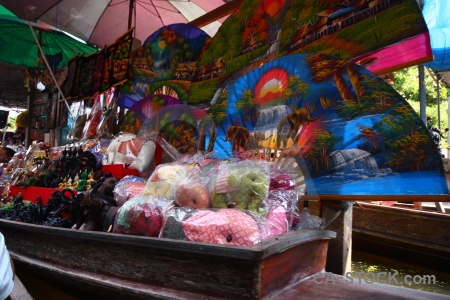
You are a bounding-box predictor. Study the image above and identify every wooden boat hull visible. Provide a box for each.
[352,203,450,272]
[0,219,335,299]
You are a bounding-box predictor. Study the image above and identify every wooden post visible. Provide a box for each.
[321,201,353,275]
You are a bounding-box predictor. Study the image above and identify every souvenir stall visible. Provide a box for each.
[0,0,449,298]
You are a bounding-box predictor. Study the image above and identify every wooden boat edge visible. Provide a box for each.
[1,219,336,299]
[0,218,336,260]
[13,254,218,300]
[352,202,450,272]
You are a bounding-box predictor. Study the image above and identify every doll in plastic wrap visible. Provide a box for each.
[0,147,15,164]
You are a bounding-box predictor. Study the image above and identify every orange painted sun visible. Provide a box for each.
[254,68,288,105]
[263,0,285,18]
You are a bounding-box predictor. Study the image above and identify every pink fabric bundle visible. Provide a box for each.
[182,209,261,246]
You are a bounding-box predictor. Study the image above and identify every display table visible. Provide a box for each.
[9,186,78,204]
[101,164,140,178]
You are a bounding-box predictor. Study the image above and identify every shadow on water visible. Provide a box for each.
[352,250,450,296]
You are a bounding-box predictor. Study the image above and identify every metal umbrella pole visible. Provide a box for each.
[26,21,74,120]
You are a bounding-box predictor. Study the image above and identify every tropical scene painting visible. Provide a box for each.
[200,53,448,196]
[189,0,429,104]
[113,0,446,196]
[120,23,211,106]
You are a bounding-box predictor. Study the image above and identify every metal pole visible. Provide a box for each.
[418,65,426,123]
[118,0,135,122]
[27,21,74,120]
[1,115,8,145]
[26,81,36,148]
[448,96,450,157]
[437,76,441,130]
[128,0,134,29]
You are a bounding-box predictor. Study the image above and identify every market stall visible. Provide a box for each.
[0,0,449,298]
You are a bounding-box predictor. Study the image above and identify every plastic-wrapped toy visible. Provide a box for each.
[265,190,300,230]
[113,176,146,207]
[144,163,193,198]
[113,195,173,237]
[182,209,261,246]
[96,91,118,139]
[117,138,156,173]
[173,164,210,209]
[260,206,288,240]
[105,133,156,175]
[105,133,136,165]
[270,171,295,190]
[160,206,197,240]
[82,96,103,140]
[294,207,324,230]
[174,180,210,209]
[68,103,87,141]
[211,160,269,213]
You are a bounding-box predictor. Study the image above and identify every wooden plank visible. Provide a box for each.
[352,203,450,248]
[9,275,33,300]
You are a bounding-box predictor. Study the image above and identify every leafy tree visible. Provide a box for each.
[161,28,178,67]
[236,89,259,127]
[201,90,231,153]
[375,104,431,171]
[393,66,449,147]
[306,53,355,102]
[312,128,339,156]
[242,10,268,51]
[308,128,340,173]
[282,75,309,106]
[357,124,383,151]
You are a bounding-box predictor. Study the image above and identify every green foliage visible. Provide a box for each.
[312,129,340,154]
[208,90,229,133]
[121,80,134,94]
[237,89,259,127]
[189,77,223,104]
[393,66,449,147]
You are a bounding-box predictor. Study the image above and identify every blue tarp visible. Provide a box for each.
[423,0,450,71]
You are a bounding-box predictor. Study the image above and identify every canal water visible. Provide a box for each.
[16,250,450,299]
[352,250,450,296]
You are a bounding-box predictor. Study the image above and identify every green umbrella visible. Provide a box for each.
[0,5,98,69]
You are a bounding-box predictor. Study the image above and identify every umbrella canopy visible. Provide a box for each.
[0,0,231,48]
[422,0,450,71]
[0,6,98,68]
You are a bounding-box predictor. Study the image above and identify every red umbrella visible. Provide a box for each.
[0,0,236,48]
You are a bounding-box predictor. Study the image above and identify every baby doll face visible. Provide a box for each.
[0,148,8,163]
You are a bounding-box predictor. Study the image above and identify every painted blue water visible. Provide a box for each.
[309,170,448,195]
